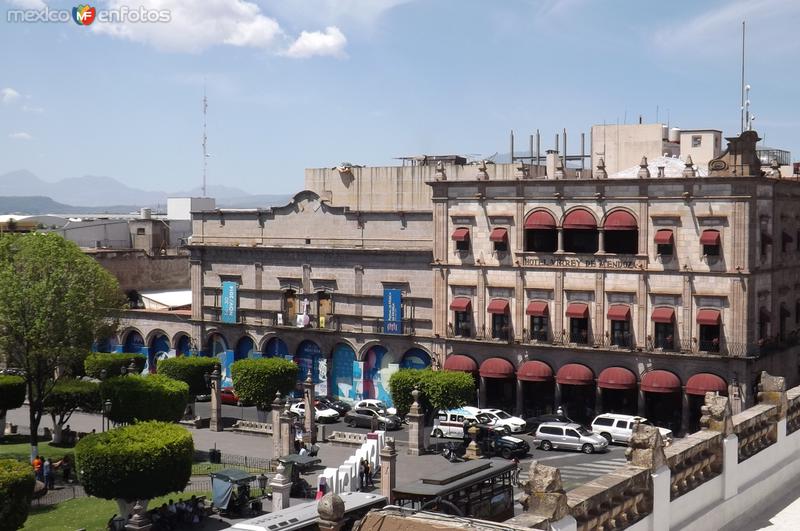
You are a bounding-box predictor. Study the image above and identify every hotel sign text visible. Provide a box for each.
[522,255,645,269]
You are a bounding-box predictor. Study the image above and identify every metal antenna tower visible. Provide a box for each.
[202,83,208,197]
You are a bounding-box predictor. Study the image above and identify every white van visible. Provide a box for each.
[431,408,479,439]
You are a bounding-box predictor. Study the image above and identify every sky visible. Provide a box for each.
[1,0,798,195]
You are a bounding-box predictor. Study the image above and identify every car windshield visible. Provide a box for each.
[576,427,592,436]
[494,411,511,419]
[476,414,491,423]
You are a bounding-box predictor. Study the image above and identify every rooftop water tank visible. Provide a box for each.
[140,208,152,220]
[668,128,681,143]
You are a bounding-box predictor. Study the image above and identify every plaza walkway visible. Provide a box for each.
[730,482,800,530]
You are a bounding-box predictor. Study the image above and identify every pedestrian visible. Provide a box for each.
[512,458,520,486]
[364,460,374,488]
[44,458,54,490]
[316,477,328,500]
[32,455,43,482]
[299,444,309,457]
[358,459,366,491]
[556,405,564,416]
[59,455,72,483]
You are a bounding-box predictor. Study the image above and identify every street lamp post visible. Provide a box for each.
[103,399,112,432]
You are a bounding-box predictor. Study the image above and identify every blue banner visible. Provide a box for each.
[221,281,238,324]
[383,288,403,334]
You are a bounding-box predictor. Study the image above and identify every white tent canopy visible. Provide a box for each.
[140,290,191,311]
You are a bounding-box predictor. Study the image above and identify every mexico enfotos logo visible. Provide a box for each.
[7,4,171,24]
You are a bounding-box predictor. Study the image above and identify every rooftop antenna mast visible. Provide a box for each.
[202,83,208,197]
[740,21,746,133]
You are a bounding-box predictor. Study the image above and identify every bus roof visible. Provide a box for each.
[393,460,516,499]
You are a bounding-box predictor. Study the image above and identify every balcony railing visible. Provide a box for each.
[364,318,416,336]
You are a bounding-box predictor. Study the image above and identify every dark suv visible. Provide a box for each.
[442,424,529,460]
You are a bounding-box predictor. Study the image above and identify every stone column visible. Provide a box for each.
[379,438,397,503]
[517,461,570,526]
[125,501,152,531]
[407,389,426,456]
[595,386,603,415]
[554,382,562,410]
[516,379,525,416]
[597,229,605,254]
[280,402,294,457]
[479,377,487,408]
[272,391,284,459]
[464,425,482,460]
[556,228,564,253]
[680,390,689,436]
[317,494,346,531]
[637,388,646,416]
[270,463,292,510]
[303,371,316,444]
[209,366,222,432]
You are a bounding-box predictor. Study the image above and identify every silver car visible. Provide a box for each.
[533,422,609,454]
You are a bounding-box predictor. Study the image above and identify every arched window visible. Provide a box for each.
[604,210,638,254]
[524,210,557,252]
[563,209,598,253]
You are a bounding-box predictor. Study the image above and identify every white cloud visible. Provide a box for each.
[6,0,47,9]
[22,105,45,114]
[267,0,414,29]
[285,26,347,58]
[9,132,33,141]
[1,88,21,104]
[92,0,283,53]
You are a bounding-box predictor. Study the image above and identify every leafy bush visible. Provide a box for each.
[84,353,147,379]
[231,358,298,409]
[44,379,101,415]
[0,458,35,531]
[389,369,475,418]
[75,422,193,502]
[0,375,26,412]
[157,357,219,397]
[100,374,189,424]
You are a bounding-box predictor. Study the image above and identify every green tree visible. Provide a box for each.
[157,356,219,397]
[0,458,35,531]
[43,379,101,444]
[0,375,25,442]
[100,374,189,424]
[389,369,475,419]
[0,233,124,458]
[84,352,147,379]
[231,358,298,410]
[75,422,193,521]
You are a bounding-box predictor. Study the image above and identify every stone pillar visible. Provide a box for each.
[317,493,346,531]
[757,371,788,420]
[379,437,397,503]
[280,402,294,457]
[556,228,564,253]
[407,389,426,456]
[464,426,482,460]
[637,388,646,416]
[516,379,524,416]
[209,366,222,432]
[517,461,570,525]
[270,463,292,510]
[554,382,562,410]
[125,501,152,531]
[303,371,316,444]
[595,386,603,415]
[597,229,605,254]
[272,391,284,459]
[479,377,487,408]
[680,390,689,436]
[625,423,669,531]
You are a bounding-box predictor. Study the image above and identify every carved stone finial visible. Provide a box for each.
[758,371,788,419]
[517,461,568,520]
[637,156,651,179]
[318,493,345,522]
[382,437,397,455]
[771,159,782,179]
[305,370,313,385]
[477,160,489,180]
[683,155,697,178]
[594,157,608,179]
[435,160,447,181]
[554,158,566,180]
[625,423,667,471]
[411,388,420,404]
[700,392,733,436]
[126,500,151,529]
[273,390,284,406]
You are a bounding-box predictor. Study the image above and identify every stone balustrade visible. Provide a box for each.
[232,420,273,435]
[732,403,777,462]
[566,467,651,531]
[327,431,368,445]
[786,386,800,435]
[664,430,722,499]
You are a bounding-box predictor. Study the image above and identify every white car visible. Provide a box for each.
[354,399,397,416]
[289,401,340,423]
[591,413,673,445]
[464,406,527,434]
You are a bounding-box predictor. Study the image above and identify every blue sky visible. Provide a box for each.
[1,0,798,195]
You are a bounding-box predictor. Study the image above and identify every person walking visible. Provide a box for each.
[59,455,72,484]
[358,459,366,491]
[44,458,54,490]
[32,455,43,482]
[511,457,520,486]
[364,460,374,488]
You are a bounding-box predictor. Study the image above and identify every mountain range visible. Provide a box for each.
[0,170,293,213]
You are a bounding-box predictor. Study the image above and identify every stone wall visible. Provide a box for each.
[89,250,190,293]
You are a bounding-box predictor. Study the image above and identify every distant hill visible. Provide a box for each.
[0,196,139,215]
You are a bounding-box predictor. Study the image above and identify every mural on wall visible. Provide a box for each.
[263,337,288,358]
[332,344,355,401]
[235,336,258,360]
[295,341,326,396]
[123,331,145,353]
[149,334,171,374]
[94,336,119,353]
[363,345,399,406]
[400,348,431,370]
[175,335,192,356]
[207,333,232,386]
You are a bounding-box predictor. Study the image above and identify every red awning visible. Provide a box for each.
[651,307,675,323]
[524,210,557,229]
[640,370,681,393]
[526,301,549,316]
[487,299,510,314]
[654,229,674,245]
[563,209,597,230]
[696,309,721,325]
[566,302,589,319]
[597,367,638,390]
[449,297,472,312]
[443,355,477,373]
[604,211,638,231]
[685,373,727,396]
[489,228,508,242]
[700,230,721,245]
[517,361,553,382]
[759,307,771,322]
[479,357,515,379]
[451,228,470,241]
[607,304,631,321]
[762,233,774,245]
[556,363,594,386]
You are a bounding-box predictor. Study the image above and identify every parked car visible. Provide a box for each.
[344,407,402,430]
[463,407,527,433]
[220,387,240,406]
[354,399,397,415]
[431,408,480,439]
[442,424,530,460]
[290,401,340,423]
[590,414,673,445]
[524,413,574,433]
[317,397,351,417]
[533,422,609,454]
